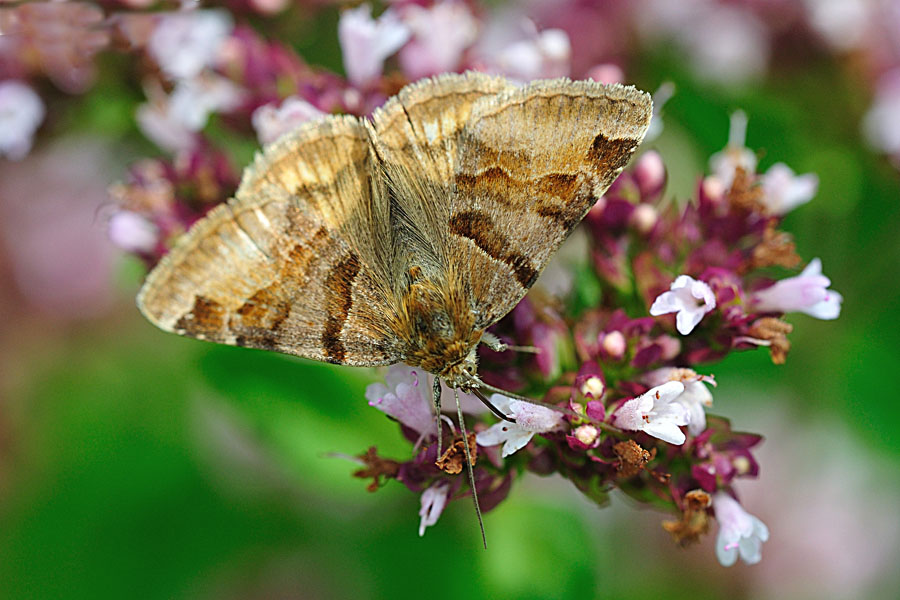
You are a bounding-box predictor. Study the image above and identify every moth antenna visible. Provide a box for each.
[432,376,443,460]
[469,387,516,423]
[456,388,487,549]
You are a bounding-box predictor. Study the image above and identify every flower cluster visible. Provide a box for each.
[358,114,840,565]
[69,0,849,567]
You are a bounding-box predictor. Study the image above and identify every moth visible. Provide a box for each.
[137,72,651,533]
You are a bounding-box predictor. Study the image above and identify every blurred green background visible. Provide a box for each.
[2,5,900,600]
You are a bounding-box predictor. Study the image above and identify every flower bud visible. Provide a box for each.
[601,330,626,359]
[580,376,605,398]
[573,424,599,447]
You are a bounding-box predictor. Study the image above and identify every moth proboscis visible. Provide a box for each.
[137,71,652,544]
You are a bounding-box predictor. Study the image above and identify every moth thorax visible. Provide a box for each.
[401,280,481,374]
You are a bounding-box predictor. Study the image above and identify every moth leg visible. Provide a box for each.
[479,331,540,354]
[433,376,443,460]
[456,388,487,549]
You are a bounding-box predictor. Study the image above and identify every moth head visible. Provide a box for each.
[439,346,479,389]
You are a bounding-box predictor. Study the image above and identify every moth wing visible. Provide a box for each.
[450,79,653,327]
[369,71,515,286]
[137,115,402,365]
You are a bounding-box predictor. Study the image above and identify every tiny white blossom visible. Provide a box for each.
[714,492,769,566]
[338,4,411,88]
[613,381,689,445]
[418,481,450,536]
[760,162,818,215]
[645,368,715,436]
[752,258,842,320]
[650,275,716,335]
[476,394,564,457]
[0,80,46,160]
[149,10,232,81]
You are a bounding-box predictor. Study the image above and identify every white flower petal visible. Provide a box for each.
[418,481,450,536]
[716,535,740,567]
[475,422,512,447]
[501,429,535,457]
[642,420,686,445]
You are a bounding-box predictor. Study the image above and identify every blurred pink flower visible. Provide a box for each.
[862,69,900,159]
[0,138,118,319]
[751,258,842,319]
[0,80,45,160]
[474,16,571,81]
[107,210,159,254]
[739,409,900,597]
[148,9,233,81]
[713,492,769,566]
[338,4,410,88]
[650,275,717,335]
[803,0,872,52]
[0,2,109,93]
[418,480,450,536]
[137,74,244,153]
[637,0,769,86]
[760,162,818,215]
[397,0,478,79]
[584,63,625,85]
[251,96,326,145]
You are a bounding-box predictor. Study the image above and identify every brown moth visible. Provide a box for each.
[137,72,652,392]
[138,71,651,541]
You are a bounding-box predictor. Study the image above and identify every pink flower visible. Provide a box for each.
[862,69,900,158]
[614,381,689,445]
[107,210,159,254]
[338,4,410,88]
[148,10,233,81]
[418,481,451,536]
[397,0,478,79]
[476,395,564,457]
[365,365,437,438]
[0,80,45,160]
[650,275,717,335]
[365,365,485,438]
[751,258,842,319]
[137,74,244,153]
[251,96,326,145]
[475,17,571,81]
[760,163,818,215]
[713,492,769,566]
